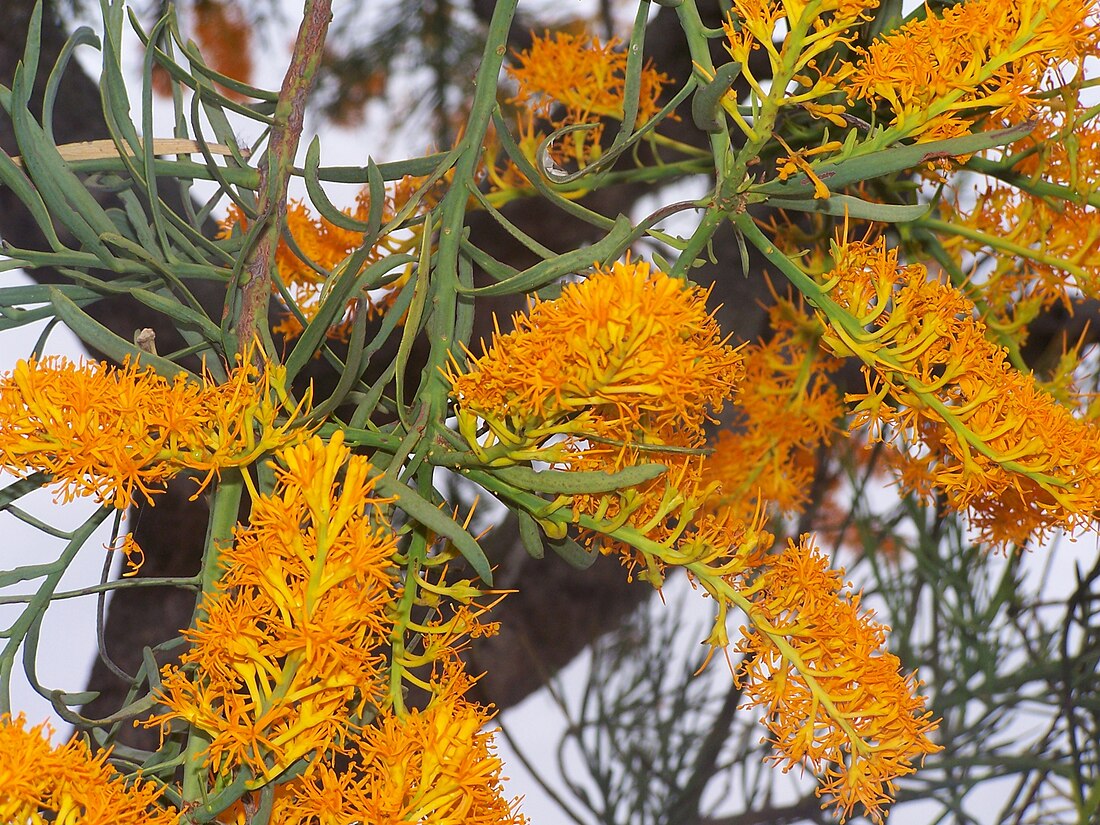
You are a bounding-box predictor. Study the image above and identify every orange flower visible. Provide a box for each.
[837,0,1098,141]
[734,536,940,824]
[940,111,1100,332]
[149,433,397,779]
[509,30,670,128]
[703,299,841,521]
[449,260,742,571]
[0,352,308,509]
[215,675,525,825]
[818,235,1100,546]
[450,259,742,454]
[0,713,176,824]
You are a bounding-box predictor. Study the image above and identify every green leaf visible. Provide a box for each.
[374,475,494,585]
[304,137,371,232]
[465,214,635,296]
[765,193,931,222]
[129,288,221,342]
[547,533,598,570]
[0,472,50,509]
[751,122,1034,198]
[49,287,197,380]
[517,510,545,560]
[491,463,667,495]
[692,62,741,133]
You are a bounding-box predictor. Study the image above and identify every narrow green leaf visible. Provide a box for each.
[766,193,931,222]
[0,473,50,509]
[49,287,197,380]
[547,533,598,570]
[304,137,371,232]
[517,510,545,560]
[491,463,667,495]
[129,288,221,342]
[374,476,494,585]
[751,122,1034,198]
[466,214,634,296]
[692,62,741,133]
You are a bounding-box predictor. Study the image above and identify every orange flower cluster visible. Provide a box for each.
[942,112,1100,333]
[0,354,307,509]
[449,260,743,569]
[452,260,741,450]
[723,0,881,133]
[509,30,670,129]
[150,433,396,779]
[0,713,176,824]
[498,31,672,181]
[219,176,425,340]
[703,299,841,521]
[818,235,1100,546]
[214,676,525,825]
[838,0,1098,141]
[734,537,940,824]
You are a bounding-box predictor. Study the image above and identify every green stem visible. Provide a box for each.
[919,216,1092,283]
[180,470,244,816]
[420,0,519,424]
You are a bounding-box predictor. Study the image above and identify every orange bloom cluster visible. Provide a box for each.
[452,260,741,450]
[838,0,1098,141]
[150,433,396,779]
[509,30,670,129]
[0,713,176,824]
[723,0,881,133]
[219,176,425,340]
[449,260,743,568]
[734,537,940,824]
[942,113,1100,333]
[0,354,306,509]
[818,235,1100,546]
[215,677,525,825]
[500,31,672,179]
[704,299,841,521]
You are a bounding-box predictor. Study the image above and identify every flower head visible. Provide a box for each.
[0,352,308,509]
[818,235,1100,546]
[837,0,1098,141]
[509,31,670,128]
[451,259,742,453]
[149,433,397,779]
[734,537,941,824]
[0,713,176,825]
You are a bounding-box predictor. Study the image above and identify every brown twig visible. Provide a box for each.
[233,0,333,354]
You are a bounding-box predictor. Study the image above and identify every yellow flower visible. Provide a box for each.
[508,30,670,128]
[450,259,742,456]
[0,352,308,509]
[703,298,841,520]
[149,433,397,779]
[734,536,941,824]
[818,235,1100,546]
[837,0,1098,141]
[0,713,176,825]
